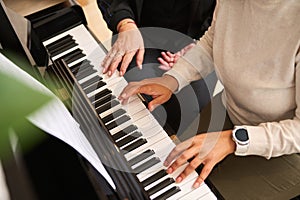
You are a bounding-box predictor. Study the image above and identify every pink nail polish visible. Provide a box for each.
[193,182,200,188]
[176,176,182,183]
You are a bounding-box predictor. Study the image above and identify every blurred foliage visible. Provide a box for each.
[0,70,52,159]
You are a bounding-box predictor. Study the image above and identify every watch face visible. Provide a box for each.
[235,129,249,142]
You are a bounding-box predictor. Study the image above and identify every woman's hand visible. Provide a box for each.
[102,19,144,76]
[158,42,196,71]
[119,80,172,111]
[119,75,179,111]
[164,130,235,188]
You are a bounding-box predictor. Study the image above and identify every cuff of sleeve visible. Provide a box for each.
[243,125,272,159]
[164,69,190,93]
[110,10,135,33]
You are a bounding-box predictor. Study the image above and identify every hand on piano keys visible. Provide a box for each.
[101,20,144,77]
[164,130,235,189]
[42,24,218,200]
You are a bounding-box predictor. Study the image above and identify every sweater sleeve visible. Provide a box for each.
[243,49,300,159]
[97,0,136,33]
[164,0,218,91]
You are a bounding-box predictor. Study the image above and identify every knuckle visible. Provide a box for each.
[202,167,212,176]
[181,153,189,161]
[189,161,199,169]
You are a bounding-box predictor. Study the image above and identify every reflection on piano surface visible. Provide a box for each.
[42,24,218,200]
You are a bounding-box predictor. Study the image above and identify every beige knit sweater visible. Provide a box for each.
[165,0,300,158]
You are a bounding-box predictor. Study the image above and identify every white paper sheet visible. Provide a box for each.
[0,53,116,190]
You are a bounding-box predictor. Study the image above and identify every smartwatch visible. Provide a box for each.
[232,126,249,155]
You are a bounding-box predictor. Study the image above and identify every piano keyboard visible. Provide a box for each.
[43,24,217,200]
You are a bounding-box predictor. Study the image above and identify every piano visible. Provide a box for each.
[2,1,221,199]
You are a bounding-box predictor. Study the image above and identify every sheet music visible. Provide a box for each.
[0,53,116,190]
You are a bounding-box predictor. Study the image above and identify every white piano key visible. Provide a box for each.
[110,112,150,137]
[120,127,167,152]
[143,164,187,191]
[86,77,122,98]
[196,191,217,200]
[166,180,211,200]
[109,113,157,135]
[67,56,87,68]
[123,98,145,116]
[125,131,172,160]
[99,103,123,119]
[149,174,199,200]
[130,139,175,171]
[129,109,149,122]
[77,73,98,85]
[124,133,170,161]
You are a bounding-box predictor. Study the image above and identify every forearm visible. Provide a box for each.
[164,43,215,92]
[243,57,300,158]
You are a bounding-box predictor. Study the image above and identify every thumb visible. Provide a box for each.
[136,48,145,69]
[148,95,168,111]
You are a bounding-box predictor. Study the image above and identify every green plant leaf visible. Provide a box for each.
[0,71,52,158]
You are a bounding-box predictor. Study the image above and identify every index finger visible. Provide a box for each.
[164,138,194,167]
[118,82,140,104]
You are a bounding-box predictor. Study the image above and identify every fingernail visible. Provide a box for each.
[166,167,173,174]
[193,182,200,188]
[138,65,142,69]
[108,71,111,76]
[176,176,182,183]
[121,93,127,99]
[149,105,153,112]
[163,161,168,166]
[119,71,123,76]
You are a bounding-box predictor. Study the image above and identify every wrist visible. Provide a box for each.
[161,75,179,92]
[117,19,137,32]
[222,130,236,154]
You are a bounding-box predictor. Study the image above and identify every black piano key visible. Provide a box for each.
[84,81,107,94]
[112,125,138,141]
[96,99,119,114]
[102,109,126,124]
[89,88,112,103]
[75,67,97,81]
[128,149,155,167]
[46,35,73,51]
[78,63,95,73]
[123,138,147,153]
[152,186,181,200]
[116,131,142,148]
[72,62,93,75]
[66,52,86,64]
[49,40,78,57]
[134,157,161,174]
[106,115,131,130]
[147,178,175,196]
[80,75,102,89]
[141,169,168,187]
[61,49,85,64]
[70,60,91,73]
[94,94,115,108]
